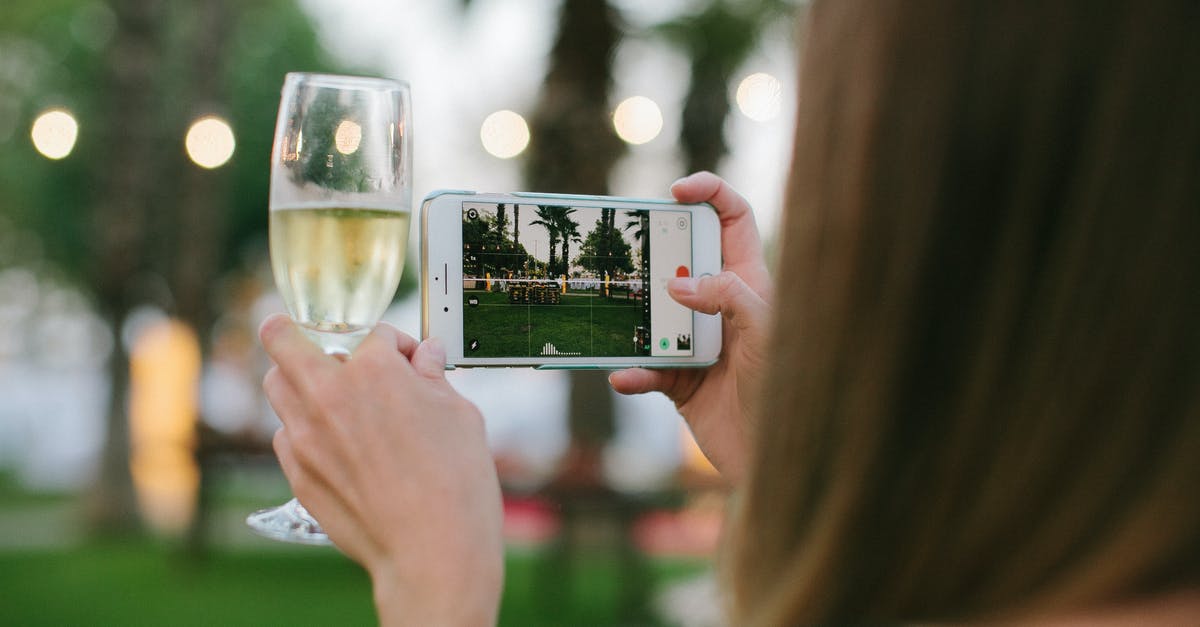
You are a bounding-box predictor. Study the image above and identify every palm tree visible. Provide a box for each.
[495,203,509,247]
[624,212,648,260]
[525,0,624,475]
[658,0,796,172]
[521,1,655,618]
[605,208,619,278]
[593,208,614,280]
[530,205,562,276]
[556,209,582,277]
[513,203,521,250]
[524,0,624,193]
[623,213,646,242]
[624,211,650,298]
[88,0,166,539]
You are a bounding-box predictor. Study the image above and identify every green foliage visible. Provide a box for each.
[0,2,103,277]
[530,205,563,275]
[0,0,362,292]
[463,210,534,277]
[204,1,346,276]
[530,205,584,277]
[576,211,634,276]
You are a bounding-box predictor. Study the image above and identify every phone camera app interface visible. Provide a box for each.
[461,202,694,358]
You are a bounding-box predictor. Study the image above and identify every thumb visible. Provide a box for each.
[411,337,447,380]
[668,271,768,332]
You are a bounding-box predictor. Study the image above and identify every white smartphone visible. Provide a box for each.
[421,190,722,369]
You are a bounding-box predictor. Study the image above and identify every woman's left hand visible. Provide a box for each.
[260,314,503,626]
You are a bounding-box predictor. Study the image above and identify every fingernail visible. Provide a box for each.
[668,277,698,295]
[258,313,292,343]
[670,173,695,189]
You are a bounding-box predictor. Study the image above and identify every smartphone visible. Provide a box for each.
[421,190,722,369]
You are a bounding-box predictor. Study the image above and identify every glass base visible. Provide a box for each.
[246,498,333,545]
[301,325,369,356]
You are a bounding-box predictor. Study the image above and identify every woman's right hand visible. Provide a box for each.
[609,172,771,484]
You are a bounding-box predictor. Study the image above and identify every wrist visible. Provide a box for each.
[368,549,503,627]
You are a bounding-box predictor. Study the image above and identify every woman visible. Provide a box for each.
[260,0,1200,623]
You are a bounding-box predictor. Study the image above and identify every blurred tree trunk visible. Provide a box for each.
[525,0,625,477]
[525,0,624,194]
[525,2,654,618]
[169,0,231,335]
[664,0,793,173]
[171,0,233,555]
[87,0,166,538]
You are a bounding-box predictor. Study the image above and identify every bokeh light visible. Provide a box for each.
[480,110,530,159]
[612,96,663,145]
[30,109,80,160]
[129,318,201,535]
[334,119,362,155]
[184,115,236,169]
[735,72,782,122]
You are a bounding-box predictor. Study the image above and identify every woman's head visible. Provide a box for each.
[731,1,1200,624]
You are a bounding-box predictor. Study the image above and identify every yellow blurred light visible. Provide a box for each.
[129,319,201,535]
[480,110,530,159]
[30,109,79,160]
[682,423,719,477]
[334,119,362,155]
[612,96,662,145]
[185,115,236,169]
[736,72,782,122]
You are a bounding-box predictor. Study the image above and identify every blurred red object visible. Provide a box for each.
[502,496,561,546]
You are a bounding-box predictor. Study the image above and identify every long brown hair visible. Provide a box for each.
[728,1,1200,623]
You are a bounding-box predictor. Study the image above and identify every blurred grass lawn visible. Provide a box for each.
[0,543,708,626]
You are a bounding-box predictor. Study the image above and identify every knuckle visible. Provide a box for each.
[310,376,347,409]
[272,427,287,454]
[350,347,385,374]
[286,425,322,468]
[715,272,741,299]
[262,367,284,396]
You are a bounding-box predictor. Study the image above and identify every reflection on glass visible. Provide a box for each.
[334,119,362,155]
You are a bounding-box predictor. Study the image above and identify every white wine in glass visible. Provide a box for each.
[247,73,412,545]
[270,204,411,355]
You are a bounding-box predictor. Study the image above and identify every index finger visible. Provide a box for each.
[670,172,769,292]
[259,313,339,390]
[354,321,420,361]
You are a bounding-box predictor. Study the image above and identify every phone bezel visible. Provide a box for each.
[421,190,722,369]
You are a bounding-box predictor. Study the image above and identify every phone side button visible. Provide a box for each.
[535,365,603,370]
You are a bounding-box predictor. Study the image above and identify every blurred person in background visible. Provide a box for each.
[258,0,1200,624]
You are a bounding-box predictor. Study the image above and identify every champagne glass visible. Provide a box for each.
[247,73,412,545]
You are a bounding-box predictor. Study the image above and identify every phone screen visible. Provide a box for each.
[461,201,694,359]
